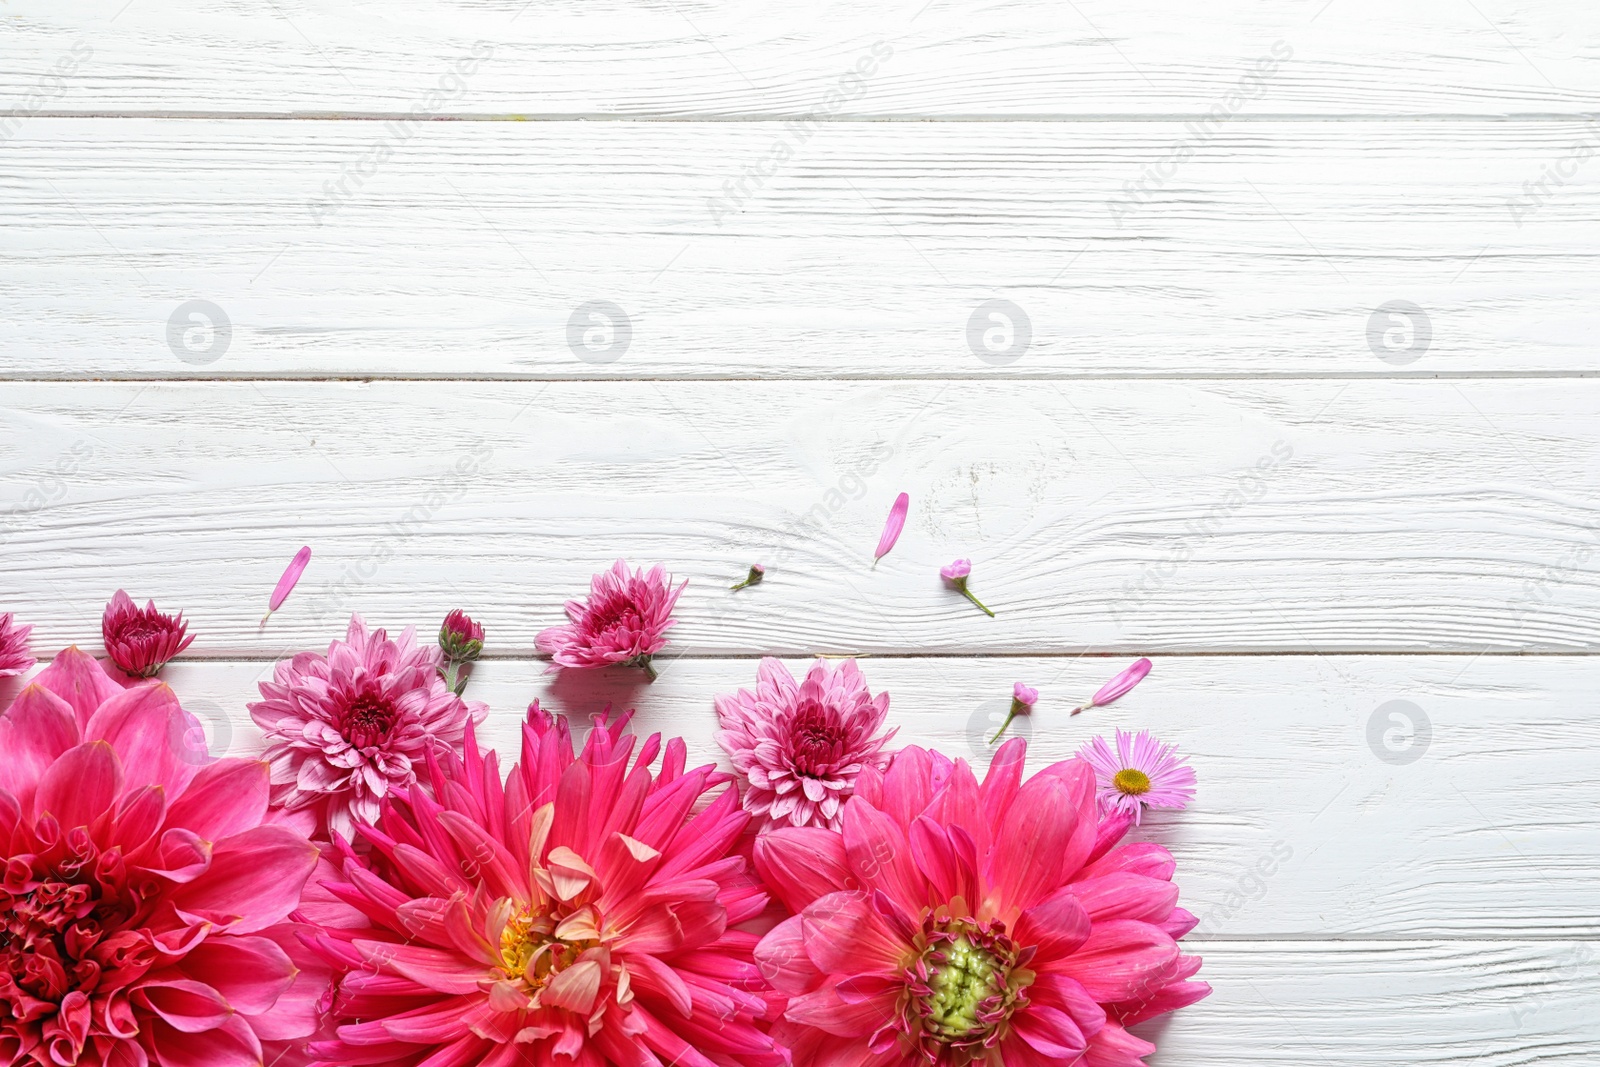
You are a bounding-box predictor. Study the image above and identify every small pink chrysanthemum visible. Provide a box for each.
[0,611,34,677]
[715,657,896,831]
[537,560,686,680]
[298,706,785,1067]
[101,589,195,678]
[249,615,488,840]
[1,647,327,1067]
[1079,728,1196,825]
[754,740,1208,1067]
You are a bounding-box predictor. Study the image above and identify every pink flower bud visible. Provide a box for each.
[940,559,973,581]
[439,610,485,662]
[1013,682,1038,706]
[102,590,194,678]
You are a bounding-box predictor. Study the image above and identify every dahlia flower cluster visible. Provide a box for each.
[1,558,1205,1067]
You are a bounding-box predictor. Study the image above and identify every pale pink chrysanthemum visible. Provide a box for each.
[298,705,786,1067]
[715,657,896,831]
[0,612,34,677]
[536,560,686,679]
[754,740,1208,1067]
[1078,728,1196,825]
[249,614,488,840]
[0,647,328,1067]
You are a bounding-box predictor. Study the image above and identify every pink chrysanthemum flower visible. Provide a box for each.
[0,612,34,677]
[0,647,327,1067]
[537,560,686,679]
[101,589,195,678]
[754,740,1209,1067]
[716,658,897,832]
[299,705,785,1067]
[249,615,488,840]
[1078,729,1196,825]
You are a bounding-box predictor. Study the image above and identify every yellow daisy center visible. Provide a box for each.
[1113,768,1152,796]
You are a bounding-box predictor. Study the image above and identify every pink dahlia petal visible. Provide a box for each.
[264,545,312,622]
[757,740,1207,1067]
[297,704,787,1067]
[715,657,896,832]
[537,561,685,678]
[874,493,909,563]
[0,654,323,1063]
[0,611,35,677]
[248,613,488,840]
[1088,658,1152,709]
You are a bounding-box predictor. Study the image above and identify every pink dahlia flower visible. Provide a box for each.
[0,612,34,677]
[0,647,326,1067]
[754,740,1208,1067]
[716,658,897,832]
[1078,729,1196,825]
[537,561,686,679]
[249,615,488,841]
[101,590,194,679]
[299,705,785,1067]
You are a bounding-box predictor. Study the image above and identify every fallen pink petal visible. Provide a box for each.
[1081,657,1153,712]
[263,545,312,624]
[874,492,909,563]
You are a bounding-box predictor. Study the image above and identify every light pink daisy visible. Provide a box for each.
[715,657,896,831]
[249,614,488,840]
[537,560,686,679]
[1078,728,1196,825]
[0,611,34,677]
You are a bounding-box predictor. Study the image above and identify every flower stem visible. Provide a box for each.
[990,708,1018,744]
[962,587,996,617]
[641,656,658,682]
[452,663,472,697]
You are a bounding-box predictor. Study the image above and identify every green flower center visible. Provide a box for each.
[1113,768,1151,795]
[919,935,1005,1041]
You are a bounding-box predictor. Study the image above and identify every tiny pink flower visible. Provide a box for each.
[939,558,972,580]
[101,589,195,678]
[941,558,996,617]
[438,609,484,662]
[262,545,312,625]
[874,492,909,564]
[249,614,488,840]
[1074,657,1153,715]
[991,681,1039,743]
[715,657,896,831]
[537,560,686,681]
[1079,728,1197,824]
[0,612,34,677]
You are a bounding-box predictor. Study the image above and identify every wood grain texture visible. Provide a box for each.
[4,0,1599,117]
[5,380,1598,656]
[3,119,1599,379]
[7,654,1584,938]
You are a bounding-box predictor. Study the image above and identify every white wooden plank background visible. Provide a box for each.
[3,1,1598,1063]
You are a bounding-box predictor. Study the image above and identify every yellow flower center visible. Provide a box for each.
[497,903,603,990]
[1113,768,1152,796]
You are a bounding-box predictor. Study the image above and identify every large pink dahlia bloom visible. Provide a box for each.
[249,615,489,841]
[537,561,686,677]
[300,705,786,1067]
[754,740,1209,1067]
[0,647,325,1067]
[715,658,896,831]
